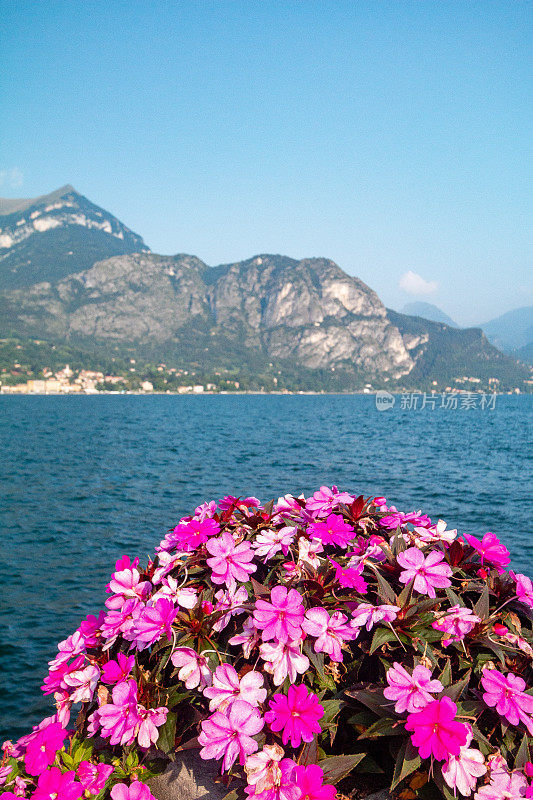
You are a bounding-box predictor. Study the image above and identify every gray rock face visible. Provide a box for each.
[1,252,414,379]
[147,750,238,800]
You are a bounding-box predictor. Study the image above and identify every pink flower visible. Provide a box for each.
[171,647,212,689]
[32,768,83,800]
[511,572,533,608]
[41,655,85,695]
[328,557,367,592]
[380,508,431,529]
[167,517,221,552]
[464,532,510,572]
[229,617,261,659]
[308,513,355,548]
[77,762,114,793]
[24,722,66,775]
[350,603,400,632]
[129,598,178,650]
[305,486,354,516]
[432,605,481,645]
[259,640,310,686]
[110,781,157,800]
[253,586,305,644]
[414,520,458,545]
[253,527,295,561]
[442,727,486,797]
[204,663,267,712]
[405,697,468,761]
[245,744,285,793]
[245,757,300,800]
[384,662,443,714]
[219,495,261,511]
[107,567,151,601]
[102,653,135,684]
[206,533,257,590]
[481,668,533,733]
[97,679,141,745]
[397,547,452,598]
[101,598,141,646]
[293,765,337,800]
[474,768,527,800]
[77,611,105,647]
[0,766,12,786]
[198,699,264,771]
[265,685,324,747]
[302,607,357,662]
[212,586,248,632]
[62,664,101,703]
[48,630,86,668]
[136,705,169,748]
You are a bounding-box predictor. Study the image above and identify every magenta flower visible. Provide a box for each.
[219,495,261,511]
[265,684,324,747]
[328,557,367,592]
[464,532,510,571]
[77,611,105,647]
[432,605,481,645]
[97,679,141,745]
[77,762,114,793]
[62,663,100,703]
[293,765,337,800]
[308,513,356,548]
[107,566,152,601]
[110,781,157,800]
[245,757,300,800]
[171,647,212,689]
[405,697,468,761]
[253,586,305,643]
[24,721,66,776]
[102,653,135,684]
[305,485,354,516]
[41,654,85,695]
[161,517,221,552]
[511,571,533,608]
[259,639,310,686]
[32,768,83,800]
[206,533,257,590]
[383,662,443,714]
[397,547,452,598]
[302,607,357,662]
[442,727,486,797]
[198,699,264,771]
[204,663,266,712]
[481,668,533,733]
[129,598,178,650]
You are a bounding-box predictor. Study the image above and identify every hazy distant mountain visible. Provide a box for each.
[480,306,533,356]
[401,301,458,328]
[0,185,149,290]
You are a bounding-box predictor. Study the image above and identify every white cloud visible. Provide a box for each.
[399,270,438,295]
[0,168,24,189]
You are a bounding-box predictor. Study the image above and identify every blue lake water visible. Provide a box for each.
[0,393,532,740]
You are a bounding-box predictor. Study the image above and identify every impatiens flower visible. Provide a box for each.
[212,586,248,632]
[62,663,101,703]
[308,513,356,548]
[432,605,481,645]
[481,668,533,733]
[253,586,305,644]
[97,679,140,745]
[259,640,310,686]
[464,532,511,572]
[219,495,261,511]
[253,527,295,561]
[229,617,261,659]
[442,727,487,797]
[328,557,367,592]
[297,537,324,569]
[110,781,157,800]
[305,485,354,516]
[107,566,152,601]
[204,664,267,712]
[77,762,114,793]
[245,744,285,793]
[265,685,324,747]
[48,630,86,668]
[102,653,135,684]
[350,603,400,632]
[129,598,178,650]
[302,607,357,661]
[198,699,264,771]
[474,768,527,800]
[405,697,468,761]
[245,757,300,800]
[293,765,337,800]
[77,611,105,647]
[136,705,169,748]
[160,517,221,552]
[24,721,66,775]
[206,533,257,590]
[31,768,83,800]
[384,662,444,714]
[171,647,212,689]
[380,508,431,529]
[42,655,85,694]
[0,765,12,785]
[397,547,452,598]
[151,576,198,608]
[511,572,533,608]
[413,519,458,545]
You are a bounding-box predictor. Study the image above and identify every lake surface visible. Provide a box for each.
[0,393,532,740]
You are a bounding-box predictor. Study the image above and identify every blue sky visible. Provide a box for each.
[1,0,531,325]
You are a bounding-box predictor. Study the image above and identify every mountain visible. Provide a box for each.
[480,306,533,360]
[401,301,458,328]
[0,185,149,290]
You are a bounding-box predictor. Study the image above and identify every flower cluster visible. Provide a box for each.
[1,487,532,800]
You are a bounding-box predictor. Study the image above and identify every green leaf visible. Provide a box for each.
[515,733,530,770]
[445,587,463,606]
[369,626,398,655]
[320,698,343,745]
[318,753,366,784]
[220,792,240,800]
[438,659,452,686]
[369,565,397,604]
[390,739,421,791]
[441,672,471,703]
[474,585,490,620]
[358,716,405,739]
[299,736,318,766]
[157,711,177,755]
